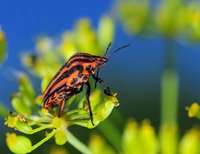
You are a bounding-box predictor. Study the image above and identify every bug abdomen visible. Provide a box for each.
[42,65,84,100]
[43,86,73,110]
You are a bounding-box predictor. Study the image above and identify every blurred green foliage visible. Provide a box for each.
[118,0,200,41]
[0,27,7,64]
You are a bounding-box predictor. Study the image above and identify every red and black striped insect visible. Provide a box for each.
[42,43,129,125]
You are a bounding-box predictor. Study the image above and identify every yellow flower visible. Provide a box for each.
[5,116,18,128]
[186,103,200,118]
[89,134,115,154]
[160,123,178,154]
[140,120,159,154]
[179,129,200,154]
[122,120,140,154]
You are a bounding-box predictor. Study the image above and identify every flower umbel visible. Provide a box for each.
[5,75,118,153]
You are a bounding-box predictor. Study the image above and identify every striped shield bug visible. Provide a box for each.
[42,43,130,125]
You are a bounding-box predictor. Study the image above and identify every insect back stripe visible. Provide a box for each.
[66,58,94,68]
[66,53,100,66]
[42,55,93,99]
[43,83,66,104]
[42,63,68,99]
[43,65,84,100]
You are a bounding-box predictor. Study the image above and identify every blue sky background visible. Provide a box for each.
[1,0,200,129]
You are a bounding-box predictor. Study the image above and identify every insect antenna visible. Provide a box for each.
[107,43,130,57]
[95,42,112,88]
[95,43,130,88]
[103,42,112,56]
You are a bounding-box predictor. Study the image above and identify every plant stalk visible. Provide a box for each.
[67,130,92,154]
[161,38,179,125]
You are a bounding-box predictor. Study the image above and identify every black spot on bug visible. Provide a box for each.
[56,90,61,94]
[78,73,83,78]
[86,65,91,71]
[58,95,63,100]
[91,67,95,72]
[71,78,78,85]
[83,76,87,81]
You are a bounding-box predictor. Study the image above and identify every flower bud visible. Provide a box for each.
[186,103,200,119]
[179,128,200,154]
[54,128,67,145]
[140,121,158,154]
[160,123,178,154]
[87,94,119,128]
[6,133,32,154]
[89,134,115,154]
[122,120,140,154]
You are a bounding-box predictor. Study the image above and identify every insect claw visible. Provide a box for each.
[58,112,61,118]
[91,120,95,126]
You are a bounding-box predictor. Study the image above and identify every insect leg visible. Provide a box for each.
[92,75,112,96]
[85,82,94,126]
[57,86,84,118]
[58,99,65,117]
[57,93,67,118]
[57,87,71,118]
[94,70,99,88]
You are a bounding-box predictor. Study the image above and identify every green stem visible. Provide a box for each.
[66,130,92,154]
[29,116,52,126]
[161,38,179,125]
[161,70,179,125]
[29,129,57,152]
[31,124,53,134]
[66,108,84,115]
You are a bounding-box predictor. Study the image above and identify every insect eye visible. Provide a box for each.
[103,58,108,62]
